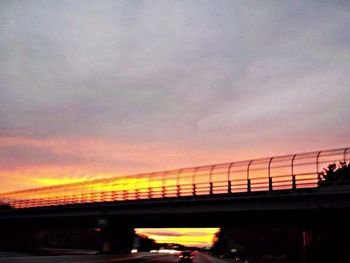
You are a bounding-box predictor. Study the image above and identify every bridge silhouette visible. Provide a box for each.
[1,146,350,261]
[0,147,349,209]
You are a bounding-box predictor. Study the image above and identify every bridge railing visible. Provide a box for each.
[0,147,349,209]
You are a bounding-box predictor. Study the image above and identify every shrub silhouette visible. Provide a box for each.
[318,161,350,186]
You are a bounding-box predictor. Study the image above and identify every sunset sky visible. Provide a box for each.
[135,228,219,248]
[1,0,350,247]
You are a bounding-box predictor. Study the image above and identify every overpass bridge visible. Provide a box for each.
[0,147,350,227]
[0,147,349,210]
[0,146,349,227]
[0,146,350,259]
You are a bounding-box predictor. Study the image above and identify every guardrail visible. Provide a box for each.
[0,147,349,209]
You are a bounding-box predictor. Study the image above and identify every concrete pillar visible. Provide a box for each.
[97,218,135,254]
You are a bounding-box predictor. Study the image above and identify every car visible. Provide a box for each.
[177,250,194,263]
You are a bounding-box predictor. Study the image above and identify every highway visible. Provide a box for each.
[135,252,229,263]
[0,252,230,263]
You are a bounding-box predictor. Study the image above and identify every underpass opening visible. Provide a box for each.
[134,228,219,252]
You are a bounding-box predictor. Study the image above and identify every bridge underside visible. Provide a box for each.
[1,187,350,228]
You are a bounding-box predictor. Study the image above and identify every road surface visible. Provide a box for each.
[0,252,230,263]
[138,253,230,263]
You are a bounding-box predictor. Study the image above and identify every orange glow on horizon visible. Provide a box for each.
[0,136,273,193]
[0,166,125,193]
[135,228,219,247]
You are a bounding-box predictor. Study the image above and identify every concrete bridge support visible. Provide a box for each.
[97,218,135,254]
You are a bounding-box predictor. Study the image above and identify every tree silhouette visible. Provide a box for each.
[318,161,350,187]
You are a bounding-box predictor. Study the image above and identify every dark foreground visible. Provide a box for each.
[0,252,230,263]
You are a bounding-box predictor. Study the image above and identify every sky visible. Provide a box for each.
[0,0,350,246]
[135,228,218,248]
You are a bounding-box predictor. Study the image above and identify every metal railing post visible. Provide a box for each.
[291,154,297,190]
[228,162,234,194]
[192,167,199,196]
[316,151,322,175]
[247,160,253,193]
[209,165,215,195]
[147,173,154,200]
[161,171,167,198]
[268,157,274,192]
[176,169,182,198]
[292,175,296,190]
